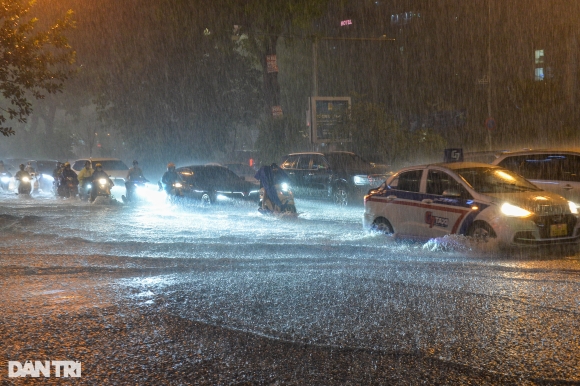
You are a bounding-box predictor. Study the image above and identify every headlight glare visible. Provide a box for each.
[568,201,579,214]
[501,202,532,217]
[281,182,289,192]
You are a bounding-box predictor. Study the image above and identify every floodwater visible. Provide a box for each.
[1,188,579,384]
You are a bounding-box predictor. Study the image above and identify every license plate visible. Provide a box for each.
[550,223,567,237]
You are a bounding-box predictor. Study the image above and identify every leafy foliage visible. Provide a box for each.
[0,0,75,136]
[341,100,447,167]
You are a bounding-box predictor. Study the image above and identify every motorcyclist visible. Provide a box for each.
[15,164,31,192]
[77,161,94,199]
[51,162,64,195]
[0,160,7,173]
[124,160,148,201]
[90,163,114,202]
[58,162,79,197]
[24,162,35,174]
[160,162,182,194]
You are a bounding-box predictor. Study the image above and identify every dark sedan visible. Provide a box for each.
[176,165,260,205]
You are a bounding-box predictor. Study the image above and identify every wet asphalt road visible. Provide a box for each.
[1,192,580,385]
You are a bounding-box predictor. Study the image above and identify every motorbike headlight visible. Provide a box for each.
[87,184,92,189]
[281,182,289,192]
[1,177,9,183]
[21,177,30,183]
[353,175,367,185]
[568,201,579,214]
[98,178,107,185]
[501,202,532,218]
[174,182,182,188]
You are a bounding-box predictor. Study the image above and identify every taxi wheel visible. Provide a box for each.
[468,222,496,241]
[372,218,394,235]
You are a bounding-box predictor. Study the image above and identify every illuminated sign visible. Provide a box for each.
[340,19,353,27]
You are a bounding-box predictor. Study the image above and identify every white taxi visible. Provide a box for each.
[363,162,580,247]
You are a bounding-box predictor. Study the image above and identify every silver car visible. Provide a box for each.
[492,150,580,205]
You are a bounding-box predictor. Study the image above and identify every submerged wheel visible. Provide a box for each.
[200,193,212,206]
[371,217,394,235]
[467,222,496,242]
[284,204,297,214]
[333,187,349,207]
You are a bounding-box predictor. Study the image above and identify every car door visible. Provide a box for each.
[423,168,474,238]
[381,169,426,237]
[281,155,300,188]
[306,155,330,193]
[295,155,312,191]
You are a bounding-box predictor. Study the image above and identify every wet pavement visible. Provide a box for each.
[1,192,579,384]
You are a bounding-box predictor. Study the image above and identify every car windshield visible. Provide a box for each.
[456,167,541,193]
[325,153,370,169]
[98,160,129,170]
[225,164,255,177]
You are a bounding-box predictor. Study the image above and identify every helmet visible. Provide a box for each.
[95,163,102,168]
[64,162,71,168]
[133,160,139,165]
[19,164,25,170]
[167,162,175,169]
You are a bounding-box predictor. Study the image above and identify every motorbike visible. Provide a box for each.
[58,176,79,198]
[16,175,32,195]
[0,171,11,191]
[92,177,114,200]
[255,165,296,215]
[159,180,183,197]
[258,181,296,215]
[122,179,149,203]
[79,180,92,201]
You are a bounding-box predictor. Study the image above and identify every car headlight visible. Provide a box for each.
[280,182,289,192]
[568,201,579,214]
[501,202,532,218]
[1,177,9,183]
[353,175,367,185]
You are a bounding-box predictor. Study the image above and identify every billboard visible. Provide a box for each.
[309,97,351,143]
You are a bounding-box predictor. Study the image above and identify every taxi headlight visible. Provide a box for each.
[501,202,532,218]
[568,201,579,214]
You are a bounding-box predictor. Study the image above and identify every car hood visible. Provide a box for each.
[334,166,387,176]
[484,191,572,215]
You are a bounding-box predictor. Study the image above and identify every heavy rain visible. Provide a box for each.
[1,1,580,385]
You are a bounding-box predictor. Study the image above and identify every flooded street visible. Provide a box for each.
[1,191,579,384]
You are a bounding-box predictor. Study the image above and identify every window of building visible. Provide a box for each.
[535,49,544,64]
[535,67,544,81]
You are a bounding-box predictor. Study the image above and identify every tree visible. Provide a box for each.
[225,0,336,118]
[341,99,447,167]
[0,0,75,136]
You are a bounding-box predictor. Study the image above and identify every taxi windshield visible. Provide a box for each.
[456,167,541,193]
